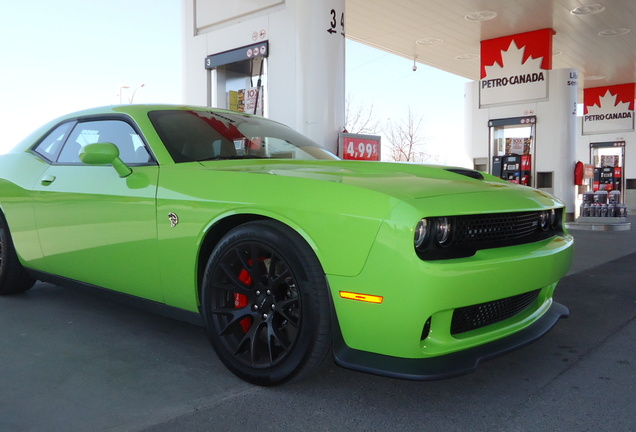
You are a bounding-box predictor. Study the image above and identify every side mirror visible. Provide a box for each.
[79,143,132,178]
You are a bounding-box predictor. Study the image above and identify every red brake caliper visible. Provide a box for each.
[235,265,253,333]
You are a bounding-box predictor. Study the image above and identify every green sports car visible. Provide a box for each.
[0,105,573,385]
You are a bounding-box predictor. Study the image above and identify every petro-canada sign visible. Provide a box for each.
[583,83,635,135]
[480,29,554,107]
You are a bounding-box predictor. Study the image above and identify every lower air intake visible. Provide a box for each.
[450,289,540,335]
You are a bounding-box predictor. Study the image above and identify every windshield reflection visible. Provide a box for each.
[148,110,338,163]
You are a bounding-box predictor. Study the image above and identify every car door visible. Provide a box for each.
[32,117,162,301]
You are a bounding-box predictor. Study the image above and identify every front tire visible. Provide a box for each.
[0,213,35,295]
[200,220,331,386]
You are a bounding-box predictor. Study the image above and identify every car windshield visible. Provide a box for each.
[148,109,338,163]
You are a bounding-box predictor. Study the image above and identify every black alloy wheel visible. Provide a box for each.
[201,220,331,386]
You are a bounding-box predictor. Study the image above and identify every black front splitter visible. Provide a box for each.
[333,301,569,380]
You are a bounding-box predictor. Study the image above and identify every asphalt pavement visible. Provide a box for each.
[1,222,634,432]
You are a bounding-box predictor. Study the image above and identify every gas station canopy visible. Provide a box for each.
[346,0,636,92]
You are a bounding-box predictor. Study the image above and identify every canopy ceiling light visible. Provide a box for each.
[416,38,443,46]
[455,54,479,60]
[570,4,606,15]
[464,11,497,21]
[598,28,631,37]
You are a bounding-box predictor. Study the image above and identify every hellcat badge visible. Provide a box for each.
[168,212,179,228]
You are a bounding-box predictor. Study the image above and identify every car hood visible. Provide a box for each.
[199,159,541,201]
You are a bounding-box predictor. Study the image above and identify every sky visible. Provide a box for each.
[1,1,470,164]
[0,0,184,150]
[345,41,471,165]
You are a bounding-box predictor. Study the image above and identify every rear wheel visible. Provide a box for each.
[0,213,35,295]
[200,220,331,386]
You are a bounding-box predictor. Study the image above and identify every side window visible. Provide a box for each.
[32,122,74,162]
[57,120,151,165]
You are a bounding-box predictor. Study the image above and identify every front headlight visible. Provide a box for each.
[435,217,453,246]
[414,218,429,248]
[414,217,455,250]
[539,211,550,231]
[549,209,559,230]
[539,209,559,231]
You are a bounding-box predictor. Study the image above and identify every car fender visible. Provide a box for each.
[156,186,397,312]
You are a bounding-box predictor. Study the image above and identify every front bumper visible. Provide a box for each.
[333,301,569,380]
[328,232,573,357]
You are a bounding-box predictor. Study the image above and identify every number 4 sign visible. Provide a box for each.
[338,133,381,161]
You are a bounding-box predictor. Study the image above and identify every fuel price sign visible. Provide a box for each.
[338,133,381,161]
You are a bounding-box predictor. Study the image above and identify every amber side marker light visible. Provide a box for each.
[339,291,384,304]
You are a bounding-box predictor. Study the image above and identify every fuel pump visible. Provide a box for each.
[205,42,269,116]
[488,116,535,187]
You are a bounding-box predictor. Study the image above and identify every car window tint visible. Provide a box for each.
[32,122,74,162]
[57,120,152,165]
[149,111,233,163]
[149,110,338,163]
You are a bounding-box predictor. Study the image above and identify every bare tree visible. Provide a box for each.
[344,95,381,135]
[345,100,444,164]
[385,107,432,162]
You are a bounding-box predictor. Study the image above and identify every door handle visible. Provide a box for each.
[40,175,56,186]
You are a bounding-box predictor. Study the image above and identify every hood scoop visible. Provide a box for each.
[445,168,484,180]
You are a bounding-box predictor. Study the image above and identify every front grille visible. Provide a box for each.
[454,212,540,245]
[450,289,540,335]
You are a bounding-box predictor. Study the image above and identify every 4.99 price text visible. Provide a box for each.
[345,140,379,161]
